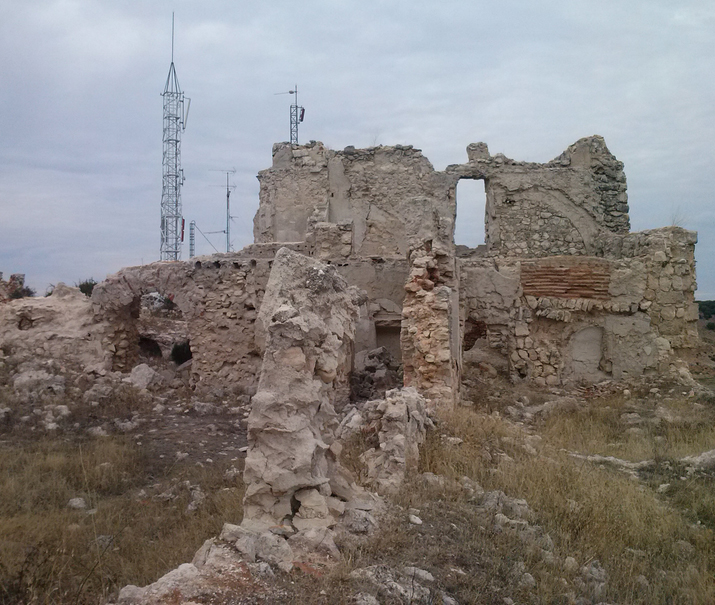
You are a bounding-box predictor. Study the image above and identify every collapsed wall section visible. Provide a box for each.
[460,226,698,385]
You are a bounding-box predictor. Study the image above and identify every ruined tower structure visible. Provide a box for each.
[87,136,698,409]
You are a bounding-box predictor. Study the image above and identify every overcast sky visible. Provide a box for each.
[1,0,714,298]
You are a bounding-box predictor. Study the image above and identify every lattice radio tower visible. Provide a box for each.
[276,85,305,145]
[160,14,191,261]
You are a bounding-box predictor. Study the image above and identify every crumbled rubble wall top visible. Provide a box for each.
[447,135,630,257]
[0,283,111,372]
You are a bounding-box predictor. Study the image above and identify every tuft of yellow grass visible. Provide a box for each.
[539,392,715,462]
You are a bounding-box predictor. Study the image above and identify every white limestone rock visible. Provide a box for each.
[242,248,362,531]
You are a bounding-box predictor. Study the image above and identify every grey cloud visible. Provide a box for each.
[0,0,713,300]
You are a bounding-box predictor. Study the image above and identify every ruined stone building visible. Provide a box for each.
[248,135,698,408]
[3,136,698,411]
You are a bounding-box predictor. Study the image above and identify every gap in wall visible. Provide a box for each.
[455,179,486,248]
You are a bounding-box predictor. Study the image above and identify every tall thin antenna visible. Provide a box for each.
[160,14,190,261]
[209,169,237,252]
[275,85,305,145]
[171,12,175,62]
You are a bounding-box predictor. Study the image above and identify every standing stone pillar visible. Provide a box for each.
[242,248,362,531]
[401,239,460,411]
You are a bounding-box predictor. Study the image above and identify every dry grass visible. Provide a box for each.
[0,437,244,604]
[289,392,715,603]
[415,404,715,604]
[539,391,715,462]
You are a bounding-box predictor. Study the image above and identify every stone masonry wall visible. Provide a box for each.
[459,226,698,385]
[92,250,281,395]
[255,142,456,260]
[258,136,631,264]
[253,137,698,390]
[401,241,459,409]
[598,227,699,349]
[447,136,629,258]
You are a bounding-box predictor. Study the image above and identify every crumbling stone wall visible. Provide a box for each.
[255,142,456,260]
[448,136,629,257]
[16,134,691,402]
[252,136,698,393]
[0,283,111,371]
[92,250,281,394]
[401,237,460,410]
[460,226,698,385]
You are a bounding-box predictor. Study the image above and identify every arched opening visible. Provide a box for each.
[139,336,163,358]
[134,292,191,366]
[455,179,486,250]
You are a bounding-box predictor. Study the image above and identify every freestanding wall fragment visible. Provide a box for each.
[242,248,364,531]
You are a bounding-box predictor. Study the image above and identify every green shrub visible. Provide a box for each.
[8,286,35,299]
[76,278,97,297]
[707,322,715,331]
[699,300,715,320]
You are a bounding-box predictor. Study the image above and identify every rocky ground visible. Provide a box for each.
[1,334,715,604]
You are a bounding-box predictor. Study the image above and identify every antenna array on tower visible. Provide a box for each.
[160,14,190,261]
[276,85,305,145]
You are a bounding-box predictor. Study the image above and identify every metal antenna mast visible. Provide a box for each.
[209,169,237,252]
[160,13,191,261]
[189,220,196,258]
[275,85,305,145]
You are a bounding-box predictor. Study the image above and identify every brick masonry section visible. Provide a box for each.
[521,257,611,300]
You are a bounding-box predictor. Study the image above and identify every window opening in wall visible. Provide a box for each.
[455,179,486,248]
[171,340,193,365]
[463,319,487,351]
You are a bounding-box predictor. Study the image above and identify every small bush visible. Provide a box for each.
[76,278,97,297]
[8,286,35,299]
[707,322,715,331]
[698,300,715,319]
